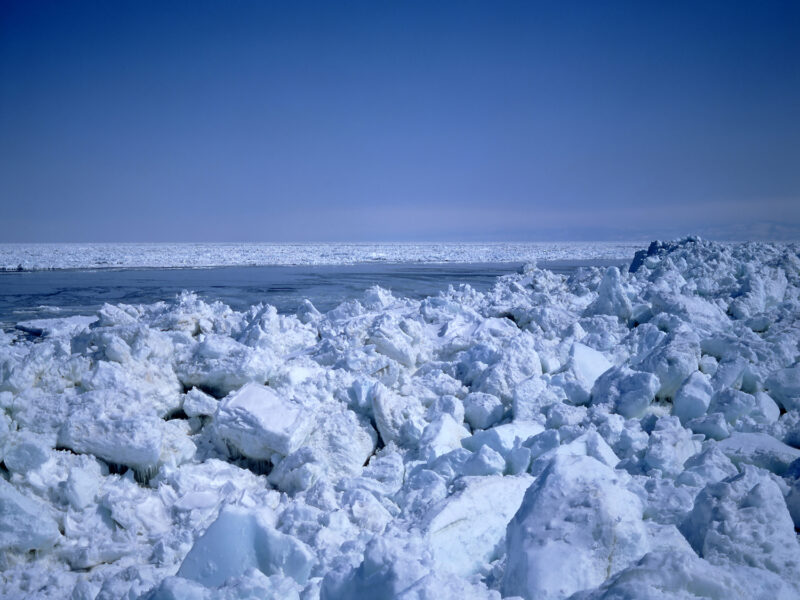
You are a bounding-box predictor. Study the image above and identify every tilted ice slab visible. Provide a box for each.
[0,241,641,271]
[0,236,798,600]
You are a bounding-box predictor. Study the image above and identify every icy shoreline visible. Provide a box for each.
[1,237,799,600]
[0,242,642,271]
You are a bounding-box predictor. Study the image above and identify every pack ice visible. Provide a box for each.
[1,237,799,600]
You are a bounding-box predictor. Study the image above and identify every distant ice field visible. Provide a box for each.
[0,259,628,329]
[0,241,641,271]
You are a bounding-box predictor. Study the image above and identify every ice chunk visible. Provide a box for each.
[635,331,700,398]
[214,382,312,459]
[58,414,163,479]
[143,577,209,600]
[16,315,97,338]
[529,429,619,476]
[425,394,465,424]
[320,532,496,600]
[672,371,712,423]
[183,387,218,418]
[2,430,52,473]
[708,389,773,425]
[64,461,103,510]
[296,298,322,324]
[305,406,377,476]
[462,421,544,458]
[584,266,632,321]
[269,408,377,492]
[568,550,795,600]
[643,416,700,476]
[159,418,197,469]
[367,313,418,366]
[177,335,274,396]
[177,506,315,587]
[463,392,504,430]
[676,445,739,488]
[680,466,800,581]
[591,366,660,418]
[503,454,649,600]
[569,342,612,394]
[512,376,563,420]
[424,475,533,576]
[461,445,506,476]
[765,365,800,411]
[370,384,425,446]
[715,432,800,475]
[0,478,60,552]
[320,533,430,599]
[687,412,730,441]
[420,414,469,462]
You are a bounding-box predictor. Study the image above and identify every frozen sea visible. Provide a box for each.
[0,259,626,330]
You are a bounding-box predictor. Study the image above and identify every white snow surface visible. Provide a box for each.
[0,242,641,271]
[1,237,799,600]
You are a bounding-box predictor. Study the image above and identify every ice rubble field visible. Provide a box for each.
[1,237,800,600]
[0,242,640,271]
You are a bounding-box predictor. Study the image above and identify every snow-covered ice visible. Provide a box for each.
[1,236,799,599]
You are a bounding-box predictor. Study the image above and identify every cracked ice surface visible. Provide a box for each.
[0,237,799,600]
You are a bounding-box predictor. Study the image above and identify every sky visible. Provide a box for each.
[1,1,799,242]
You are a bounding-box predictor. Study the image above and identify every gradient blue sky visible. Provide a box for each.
[1,1,799,242]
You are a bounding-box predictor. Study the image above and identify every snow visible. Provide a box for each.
[1,236,799,599]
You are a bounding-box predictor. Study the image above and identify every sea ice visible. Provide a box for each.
[0,237,798,599]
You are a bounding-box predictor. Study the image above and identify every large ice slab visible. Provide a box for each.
[214,382,313,459]
[424,475,533,576]
[177,506,315,587]
[58,413,164,479]
[0,478,60,553]
[503,454,649,600]
[680,467,800,580]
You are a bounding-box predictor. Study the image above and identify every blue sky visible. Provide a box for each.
[1,1,798,242]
